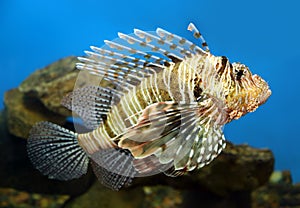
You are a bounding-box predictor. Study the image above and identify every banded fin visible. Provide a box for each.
[134,29,192,59]
[133,155,173,177]
[188,126,226,170]
[90,148,136,190]
[118,32,183,62]
[155,27,205,55]
[61,86,121,130]
[76,23,209,93]
[86,46,158,76]
[118,100,226,173]
[27,122,89,180]
[118,101,199,159]
[187,23,210,52]
[91,149,172,184]
[77,43,165,93]
[103,40,170,67]
[163,166,186,177]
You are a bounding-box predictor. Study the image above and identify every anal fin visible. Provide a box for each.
[90,148,137,190]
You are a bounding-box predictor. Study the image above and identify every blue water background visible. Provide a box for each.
[1,1,299,181]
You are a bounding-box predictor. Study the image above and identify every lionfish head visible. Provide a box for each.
[226,62,271,120]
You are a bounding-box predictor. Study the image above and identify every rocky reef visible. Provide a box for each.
[1,57,300,207]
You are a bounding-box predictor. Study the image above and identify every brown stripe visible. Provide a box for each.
[179,38,186,45]
[217,56,228,76]
[202,42,208,47]
[194,32,201,39]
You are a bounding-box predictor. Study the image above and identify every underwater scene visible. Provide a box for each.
[1,0,300,207]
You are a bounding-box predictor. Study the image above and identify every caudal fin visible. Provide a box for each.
[27,121,89,180]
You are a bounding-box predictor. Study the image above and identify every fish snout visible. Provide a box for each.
[252,74,271,105]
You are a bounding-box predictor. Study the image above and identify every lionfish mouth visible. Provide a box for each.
[258,88,271,105]
[252,74,272,106]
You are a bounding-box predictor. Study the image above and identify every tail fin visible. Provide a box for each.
[27,121,89,180]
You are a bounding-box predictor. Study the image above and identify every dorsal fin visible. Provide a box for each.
[118,32,184,62]
[155,27,205,55]
[187,23,210,53]
[76,24,209,93]
[134,28,194,58]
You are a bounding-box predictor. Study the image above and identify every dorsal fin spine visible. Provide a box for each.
[134,29,192,58]
[104,40,169,68]
[156,28,205,55]
[118,32,183,62]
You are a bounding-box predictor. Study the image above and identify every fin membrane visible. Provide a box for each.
[90,148,137,190]
[133,155,173,177]
[27,121,89,180]
[163,166,186,177]
[61,86,121,130]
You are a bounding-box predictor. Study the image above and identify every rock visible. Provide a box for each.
[64,182,251,208]
[63,142,274,208]
[195,142,274,195]
[132,142,274,196]
[252,170,300,207]
[0,110,8,141]
[4,89,66,138]
[64,183,144,208]
[143,186,183,208]
[0,188,69,208]
[18,56,79,117]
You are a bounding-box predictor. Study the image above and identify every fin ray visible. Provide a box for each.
[27,122,89,180]
[119,99,226,173]
[77,23,210,94]
[61,86,121,130]
[187,23,210,52]
[156,27,205,55]
[90,148,137,190]
[134,29,193,59]
[118,102,199,158]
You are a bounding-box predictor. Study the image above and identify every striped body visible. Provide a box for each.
[78,53,218,153]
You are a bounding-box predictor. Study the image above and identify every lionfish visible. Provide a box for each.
[27,23,271,190]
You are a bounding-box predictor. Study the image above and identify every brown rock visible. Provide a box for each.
[64,182,144,208]
[132,142,274,197]
[64,143,274,208]
[0,187,69,208]
[19,56,79,116]
[252,170,300,207]
[194,142,274,195]
[4,88,65,138]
